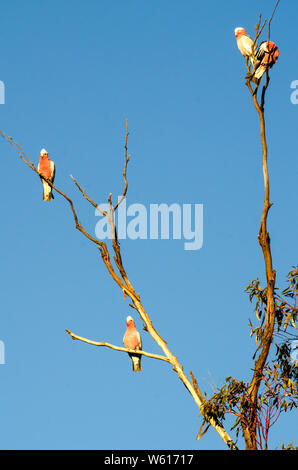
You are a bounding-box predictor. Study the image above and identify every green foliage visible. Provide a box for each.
[246,267,298,361]
[282,441,298,450]
[261,361,297,414]
[245,278,268,322]
[280,267,298,331]
[201,268,298,448]
[201,377,249,442]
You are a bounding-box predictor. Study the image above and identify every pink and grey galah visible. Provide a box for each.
[234,27,255,64]
[37,149,55,201]
[123,316,142,372]
[252,41,279,84]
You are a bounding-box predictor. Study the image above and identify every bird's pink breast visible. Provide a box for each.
[39,157,52,178]
[124,329,139,350]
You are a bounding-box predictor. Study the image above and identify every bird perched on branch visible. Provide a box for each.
[251,41,279,84]
[123,316,142,372]
[38,149,55,201]
[234,27,255,64]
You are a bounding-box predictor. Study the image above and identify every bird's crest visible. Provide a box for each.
[234,27,246,35]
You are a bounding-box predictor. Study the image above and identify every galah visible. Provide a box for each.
[234,27,255,64]
[252,41,279,84]
[123,316,142,372]
[37,149,55,201]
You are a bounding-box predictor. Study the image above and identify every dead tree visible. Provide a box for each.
[0,124,238,450]
[1,0,296,451]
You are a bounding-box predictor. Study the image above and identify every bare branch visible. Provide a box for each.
[70,174,108,218]
[0,130,37,170]
[1,126,238,450]
[65,329,170,363]
[0,130,108,252]
[114,120,130,212]
[268,0,280,43]
[253,16,267,49]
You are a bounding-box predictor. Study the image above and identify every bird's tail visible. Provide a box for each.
[254,68,266,81]
[131,354,142,372]
[251,64,267,85]
[43,181,53,201]
[251,75,261,85]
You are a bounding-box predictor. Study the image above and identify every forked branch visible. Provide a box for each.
[0,125,238,450]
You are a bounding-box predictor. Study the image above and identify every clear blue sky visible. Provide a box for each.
[0,0,297,450]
